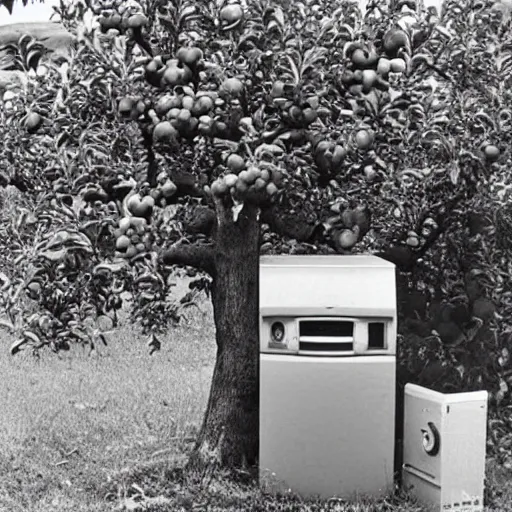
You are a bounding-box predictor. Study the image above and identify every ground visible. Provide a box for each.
[0,301,215,512]
[1,298,512,511]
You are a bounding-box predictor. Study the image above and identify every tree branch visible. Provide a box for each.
[378,191,468,272]
[131,27,153,57]
[425,62,453,83]
[140,125,157,187]
[415,190,466,259]
[7,175,30,193]
[0,171,9,188]
[260,206,319,242]
[184,205,217,236]
[161,242,216,277]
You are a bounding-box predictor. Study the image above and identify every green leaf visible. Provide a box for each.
[10,338,26,356]
[148,333,161,355]
[23,330,41,344]
[363,91,379,117]
[302,46,327,75]
[0,271,11,290]
[433,25,453,40]
[449,162,459,185]
[40,249,67,262]
[93,261,128,274]
[0,318,14,332]
[272,6,285,30]
[254,144,284,159]
[285,54,300,85]
[70,327,89,342]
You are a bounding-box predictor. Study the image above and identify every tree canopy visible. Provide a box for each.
[0,0,45,15]
[1,0,512,467]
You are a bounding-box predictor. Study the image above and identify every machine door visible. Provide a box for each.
[259,354,396,499]
[402,387,443,505]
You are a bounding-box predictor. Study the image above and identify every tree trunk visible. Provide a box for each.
[190,202,260,469]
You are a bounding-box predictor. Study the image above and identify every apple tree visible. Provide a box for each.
[1,0,512,470]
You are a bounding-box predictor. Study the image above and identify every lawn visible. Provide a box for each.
[0,300,512,511]
[0,303,215,512]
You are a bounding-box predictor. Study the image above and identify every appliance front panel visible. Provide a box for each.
[402,390,443,488]
[259,354,396,499]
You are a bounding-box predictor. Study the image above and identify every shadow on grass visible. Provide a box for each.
[103,457,427,512]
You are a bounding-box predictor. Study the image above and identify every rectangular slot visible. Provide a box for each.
[299,320,353,337]
[299,341,353,352]
[402,464,439,486]
[368,322,385,349]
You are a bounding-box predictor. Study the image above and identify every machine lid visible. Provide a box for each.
[260,254,395,269]
[405,383,489,404]
[260,307,396,318]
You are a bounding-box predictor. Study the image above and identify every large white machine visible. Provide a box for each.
[259,255,397,499]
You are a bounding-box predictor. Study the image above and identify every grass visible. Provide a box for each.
[0,304,215,512]
[0,300,512,511]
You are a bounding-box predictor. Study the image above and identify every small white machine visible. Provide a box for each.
[259,255,397,499]
[402,383,488,512]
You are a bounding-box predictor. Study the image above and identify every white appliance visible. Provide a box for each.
[402,383,488,512]
[259,255,397,499]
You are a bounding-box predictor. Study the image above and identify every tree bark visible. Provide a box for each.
[189,201,260,469]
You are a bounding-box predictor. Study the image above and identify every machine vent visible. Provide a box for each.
[299,320,354,353]
[299,341,353,352]
[368,322,385,349]
[299,320,353,338]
